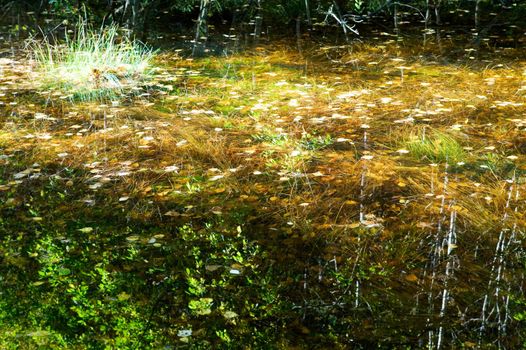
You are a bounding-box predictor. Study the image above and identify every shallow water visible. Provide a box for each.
[1,29,526,348]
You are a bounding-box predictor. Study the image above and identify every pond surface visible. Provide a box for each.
[1,28,526,348]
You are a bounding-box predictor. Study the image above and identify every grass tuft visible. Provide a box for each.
[27,19,155,101]
[405,129,466,164]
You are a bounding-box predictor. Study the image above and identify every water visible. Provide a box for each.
[0,28,525,348]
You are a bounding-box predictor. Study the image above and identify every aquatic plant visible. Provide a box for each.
[27,20,155,101]
[405,129,466,165]
[3,23,526,348]
[299,133,333,151]
[252,130,289,145]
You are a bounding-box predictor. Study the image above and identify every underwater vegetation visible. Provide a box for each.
[1,17,526,349]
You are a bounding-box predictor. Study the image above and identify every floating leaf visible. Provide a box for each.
[177,329,193,337]
[405,274,418,282]
[14,169,31,179]
[164,165,179,172]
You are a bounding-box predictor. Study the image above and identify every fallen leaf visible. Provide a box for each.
[405,274,418,282]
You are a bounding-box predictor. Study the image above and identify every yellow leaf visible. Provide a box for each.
[405,274,418,282]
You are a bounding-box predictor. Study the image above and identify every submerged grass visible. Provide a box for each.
[27,20,155,101]
[2,33,526,348]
